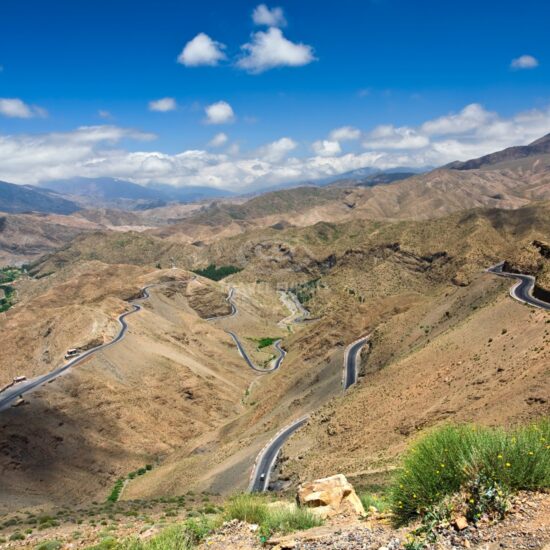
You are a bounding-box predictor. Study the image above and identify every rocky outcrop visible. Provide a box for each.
[297,474,366,518]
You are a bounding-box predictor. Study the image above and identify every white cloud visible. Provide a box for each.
[364,125,430,150]
[0,98,47,119]
[98,110,112,119]
[204,101,235,124]
[252,4,286,27]
[149,97,177,112]
[237,28,315,73]
[511,54,539,70]
[329,126,361,141]
[421,103,496,136]
[312,139,342,157]
[209,132,229,147]
[178,33,227,67]
[256,137,297,162]
[2,103,550,191]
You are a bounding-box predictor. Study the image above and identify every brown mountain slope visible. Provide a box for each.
[447,132,550,169]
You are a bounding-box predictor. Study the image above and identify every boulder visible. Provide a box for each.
[297,474,366,518]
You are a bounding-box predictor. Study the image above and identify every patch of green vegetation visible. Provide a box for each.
[35,540,63,550]
[290,278,320,304]
[224,494,322,539]
[87,535,118,550]
[107,465,154,503]
[192,264,242,281]
[107,479,125,503]
[9,531,25,541]
[390,420,550,526]
[0,284,15,312]
[359,492,390,514]
[256,337,278,349]
[0,266,23,284]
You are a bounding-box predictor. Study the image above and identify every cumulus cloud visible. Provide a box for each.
[364,125,430,150]
[237,28,315,73]
[178,33,226,67]
[511,54,539,70]
[148,97,177,112]
[329,126,361,141]
[209,132,229,147]
[204,101,235,124]
[312,139,342,157]
[421,103,496,136]
[256,137,297,162]
[252,4,286,27]
[0,98,47,118]
[2,103,550,191]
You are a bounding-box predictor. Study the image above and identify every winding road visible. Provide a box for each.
[249,416,309,492]
[226,331,286,373]
[249,332,370,492]
[488,263,550,311]
[0,285,157,412]
[343,334,371,390]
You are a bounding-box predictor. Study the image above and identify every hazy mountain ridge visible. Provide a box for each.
[0,180,80,215]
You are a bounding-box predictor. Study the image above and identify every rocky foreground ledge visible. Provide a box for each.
[199,475,550,550]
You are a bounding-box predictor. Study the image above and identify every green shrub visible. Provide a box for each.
[87,536,118,550]
[256,337,277,349]
[390,420,550,525]
[184,515,221,544]
[9,532,25,541]
[359,492,390,513]
[260,506,322,537]
[223,494,269,525]
[118,525,193,550]
[107,479,125,503]
[35,540,63,550]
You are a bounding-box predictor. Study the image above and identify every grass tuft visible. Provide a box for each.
[224,494,322,538]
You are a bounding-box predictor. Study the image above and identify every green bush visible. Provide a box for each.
[359,492,390,513]
[256,337,277,349]
[223,494,269,525]
[390,420,550,525]
[118,525,193,550]
[9,532,25,541]
[260,505,322,537]
[107,479,125,503]
[35,540,63,550]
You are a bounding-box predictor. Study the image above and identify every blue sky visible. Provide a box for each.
[0,0,549,189]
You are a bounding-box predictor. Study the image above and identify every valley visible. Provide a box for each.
[0,136,549,549]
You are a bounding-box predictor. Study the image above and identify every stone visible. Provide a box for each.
[297,474,366,518]
[454,515,469,531]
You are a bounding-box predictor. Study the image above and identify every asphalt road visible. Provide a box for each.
[226,331,286,373]
[488,263,550,311]
[343,335,371,390]
[0,285,156,412]
[249,416,308,492]
[286,291,311,323]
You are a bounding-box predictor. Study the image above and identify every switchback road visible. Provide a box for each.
[0,285,157,412]
[488,263,550,311]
